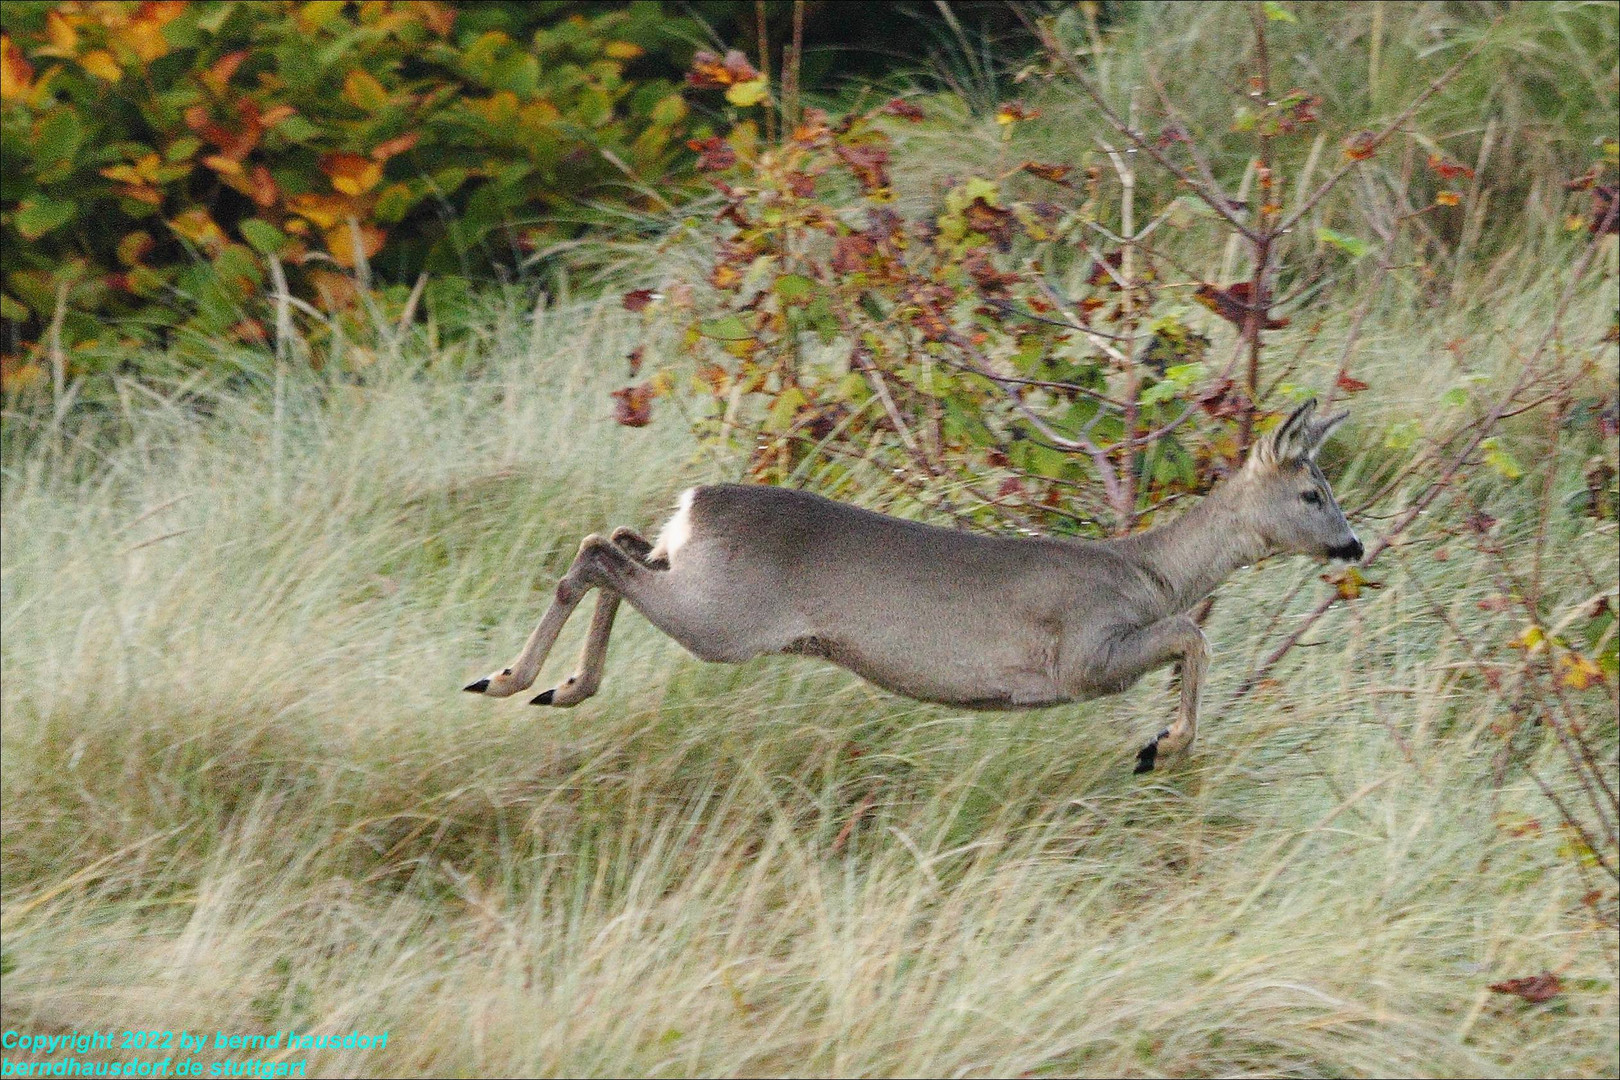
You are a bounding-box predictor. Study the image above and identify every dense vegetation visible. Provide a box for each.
[2,3,1616,1077]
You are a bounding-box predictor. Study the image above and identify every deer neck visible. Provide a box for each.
[1117,483,1270,619]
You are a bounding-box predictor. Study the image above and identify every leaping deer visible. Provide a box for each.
[465,399,1362,772]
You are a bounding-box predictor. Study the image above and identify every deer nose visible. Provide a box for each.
[1329,536,1364,562]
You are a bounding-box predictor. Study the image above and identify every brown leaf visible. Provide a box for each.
[835,143,890,194]
[963,197,1015,249]
[611,384,653,427]
[1489,972,1562,1004]
[622,288,655,312]
[1335,372,1370,394]
[1590,185,1618,234]
[880,98,925,122]
[1020,161,1074,186]
[1465,510,1498,534]
[687,49,760,89]
[1566,167,1599,192]
[626,347,644,376]
[1194,283,1288,330]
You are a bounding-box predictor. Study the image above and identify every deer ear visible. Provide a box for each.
[1249,398,1317,469]
[1305,408,1349,458]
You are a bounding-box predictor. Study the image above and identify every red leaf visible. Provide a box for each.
[622,289,655,312]
[1426,153,1475,181]
[687,135,736,172]
[1489,973,1562,1004]
[880,98,925,122]
[835,143,890,194]
[1335,372,1369,394]
[611,384,653,427]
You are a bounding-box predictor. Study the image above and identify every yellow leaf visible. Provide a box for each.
[1435,191,1461,207]
[168,208,225,253]
[1510,624,1547,653]
[124,17,173,64]
[79,50,123,82]
[202,154,242,176]
[1,358,45,394]
[1559,652,1603,690]
[725,77,768,108]
[39,12,80,58]
[287,193,352,229]
[603,41,645,60]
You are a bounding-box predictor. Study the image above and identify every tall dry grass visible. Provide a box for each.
[2,260,1615,1075]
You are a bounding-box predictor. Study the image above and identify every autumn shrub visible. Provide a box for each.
[0,0,701,395]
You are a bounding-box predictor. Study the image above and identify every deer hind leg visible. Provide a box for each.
[531,528,664,707]
[465,532,662,699]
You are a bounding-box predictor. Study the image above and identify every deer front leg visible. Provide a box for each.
[1086,616,1209,774]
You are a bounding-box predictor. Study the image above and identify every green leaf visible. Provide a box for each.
[699,315,751,341]
[1384,419,1419,450]
[1442,386,1469,408]
[14,197,77,240]
[239,218,290,256]
[1481,437,1523,481]
[763,385,808,433]
[1263,2,1298,22]
[33,110,85,166]
[774,273,815,304]
[1140,380,1179,406]
[1316,227,1369,258]
[725,77,769,108]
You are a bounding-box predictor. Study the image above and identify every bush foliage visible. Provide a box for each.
[0,0,699,390]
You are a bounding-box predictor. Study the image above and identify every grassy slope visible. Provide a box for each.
[4,4,1619,1077]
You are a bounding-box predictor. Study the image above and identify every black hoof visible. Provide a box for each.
[1134,742,1158,774]
[530,689,555,706]
[464,678,490,694]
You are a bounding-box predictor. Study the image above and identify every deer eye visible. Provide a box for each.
[1301,490,1323,506]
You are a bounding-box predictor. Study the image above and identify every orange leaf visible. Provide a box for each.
[1341,131,1378,161]
[1426,153,1475,180]
[201,50,248,94]
[370,131,420,161]
[996,101,1039,125]
[1435,191,1461,207]
[322,222,386,267]
[0,35,35,102]
[321,153,382,196]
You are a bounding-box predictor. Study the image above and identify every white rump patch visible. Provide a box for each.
[650,487,696,565]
